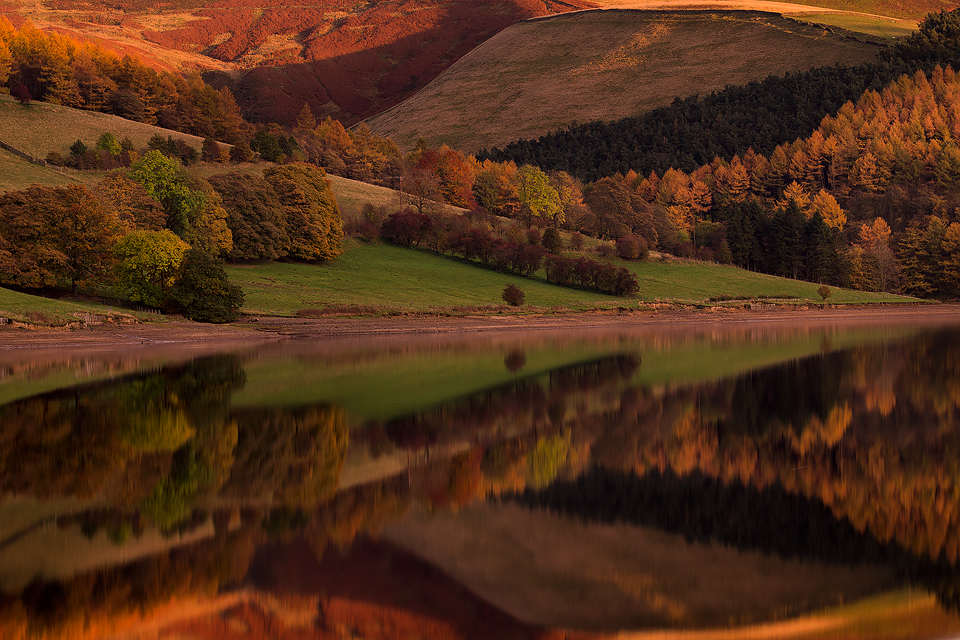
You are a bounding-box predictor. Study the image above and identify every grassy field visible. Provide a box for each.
[0,148,96,191]
[0,287,146,326]
[225,241,616,315]
[623,258,916,304]
[364,10,881,153]
[226,241,915,317]
[0,94,205,159]
[795,12,918,37]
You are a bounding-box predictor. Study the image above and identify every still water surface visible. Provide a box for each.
[3,321,960,638]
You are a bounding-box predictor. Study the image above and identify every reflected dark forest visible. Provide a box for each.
[2,328,960,638]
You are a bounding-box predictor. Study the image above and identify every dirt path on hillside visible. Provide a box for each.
[1,305,958,350]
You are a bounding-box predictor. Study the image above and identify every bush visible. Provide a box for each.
[542,227,563,253]
[11,84,31,105]
[569,232,585,251]
[818,285,831,301]
[617,235,641,260]
[502,284,525,306]
[596,241,615,257]
[380,208,433,247]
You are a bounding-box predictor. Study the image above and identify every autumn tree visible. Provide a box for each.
[113,229,189,308]
[415,144,475,209]
[472,159,520,218]
[263,163,343,261]
[0,185,120,293]
[49,184,123,294]
[208,172,289,262]
[92,172,166,232]
[515,164,561,229]
[850,218,899,292]
[129,151,232,256]
[583,177,634,240]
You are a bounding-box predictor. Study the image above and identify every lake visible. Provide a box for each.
[3,315,960,639]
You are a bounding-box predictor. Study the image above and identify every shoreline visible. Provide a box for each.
[0,303,957,350]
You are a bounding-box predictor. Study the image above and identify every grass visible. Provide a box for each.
[364,10,881,153]
[226,241,918,317]
[0,148,96,191]
[0,287,145,326]
[623,258,917,304]
[795,13,918,38]
[225,241,616,315]
[591,0,945,20]
[0,94,206,159]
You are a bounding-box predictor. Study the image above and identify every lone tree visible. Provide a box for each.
[817,285,832,301]
[168,248,244,323]
[502,284,525,306]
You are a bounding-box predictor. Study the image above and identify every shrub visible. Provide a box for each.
[818,285,831,301]
[569,232,585,251]
[617,235,641,260]
[11,84,31,105]
[380,208,434,247]
[542,227,563,253]
[525,227,542,245]
[596,241,615,257]
[502,284,525,306]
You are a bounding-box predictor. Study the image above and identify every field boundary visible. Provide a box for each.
[0,138,50,168]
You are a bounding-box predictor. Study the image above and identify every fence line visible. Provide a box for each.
[0,138,45,165]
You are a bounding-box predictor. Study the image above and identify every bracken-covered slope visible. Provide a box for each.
[1,0,594,125]
[364,10,881,153]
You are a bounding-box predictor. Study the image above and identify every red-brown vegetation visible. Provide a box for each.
[3,0,593,125]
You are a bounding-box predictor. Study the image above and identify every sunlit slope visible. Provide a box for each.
[592,0,954,20]
[364,10,880,153]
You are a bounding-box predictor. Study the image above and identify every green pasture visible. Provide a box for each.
[623,259,918,304]
[0,286,144,327]
[796,13,918,39]
[225,242,616,315]
[226,242,917,317]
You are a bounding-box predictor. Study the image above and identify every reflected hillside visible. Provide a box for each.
[3,326,960,638]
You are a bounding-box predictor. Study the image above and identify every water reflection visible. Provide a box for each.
[2,325,960,638]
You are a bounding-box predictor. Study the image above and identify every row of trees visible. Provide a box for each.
[378,206,640,296]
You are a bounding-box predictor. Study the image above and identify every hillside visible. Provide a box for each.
[4,0,950,131]
[364,10,881,154]
[0,94,206,159]
[1,0,594,127]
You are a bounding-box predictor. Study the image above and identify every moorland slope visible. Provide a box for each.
[365,10,881,153]
[2,0,951,130]
[0,0,594,126]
